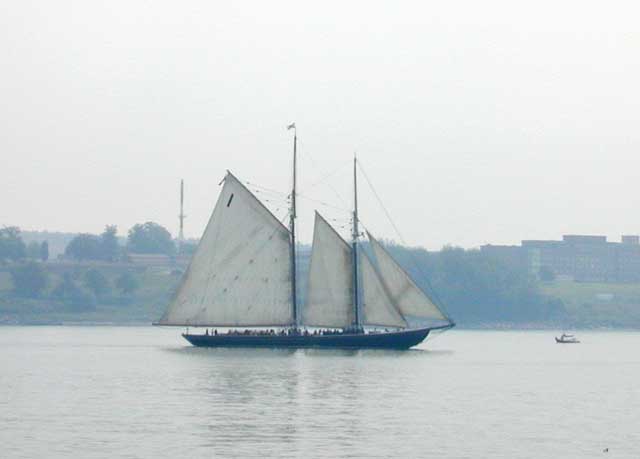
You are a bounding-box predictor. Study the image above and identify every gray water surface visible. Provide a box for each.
[1,327,638,458]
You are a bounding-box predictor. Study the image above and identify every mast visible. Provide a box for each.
[352,155,362,330]
[288,123,299,328]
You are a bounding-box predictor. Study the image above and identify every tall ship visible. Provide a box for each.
[156,126,454,349]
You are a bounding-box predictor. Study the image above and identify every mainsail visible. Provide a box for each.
[303,212,354,328]
[368,233,449,325]
[360,250,407,328]
[158,172,293,327]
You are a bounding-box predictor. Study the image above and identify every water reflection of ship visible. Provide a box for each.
[188,348,302,453]
[188,348,372,455]
[156,125,454,349]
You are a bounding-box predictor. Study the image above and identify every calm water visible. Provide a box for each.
[1,327,638,458]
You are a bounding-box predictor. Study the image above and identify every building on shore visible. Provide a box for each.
[482,235,640,283]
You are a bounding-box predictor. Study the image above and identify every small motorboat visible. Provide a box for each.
[555,333,580,344]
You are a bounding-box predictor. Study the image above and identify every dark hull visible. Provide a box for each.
[555,337,580,343]
[183,327,436,350]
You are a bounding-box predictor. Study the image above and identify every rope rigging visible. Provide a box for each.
[356,159,454,323]
[239,135,452,324]
[296,140,351,210]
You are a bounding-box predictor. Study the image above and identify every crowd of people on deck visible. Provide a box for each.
[200,327,391,337]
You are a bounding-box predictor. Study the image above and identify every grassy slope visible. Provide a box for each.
[0,266,179,324]
[540,279,640,327]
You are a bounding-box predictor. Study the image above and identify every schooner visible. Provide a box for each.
[156,126,454,349]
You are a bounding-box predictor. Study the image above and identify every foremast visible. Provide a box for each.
[352,156,363,332]
[288,123,299,328]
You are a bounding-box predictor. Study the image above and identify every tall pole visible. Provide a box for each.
[179,179,185,253]
[352,155,361,331]
[288,123,298,328]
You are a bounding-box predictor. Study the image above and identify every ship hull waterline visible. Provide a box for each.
[182,326,445,350]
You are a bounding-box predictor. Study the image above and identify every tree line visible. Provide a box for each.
[1,221,189,309]
[384,243,566,325]
[2,223,569,324]
[64,222,195,261]
[0,227,48,262]
[1,222,197,265]
[8,262,140,310]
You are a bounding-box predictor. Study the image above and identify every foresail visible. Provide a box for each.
[158,172,293,327]
[360,251,407,328]
[368,233,449,326]
[302,212,354,328]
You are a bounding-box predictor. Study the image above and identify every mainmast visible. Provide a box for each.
[352,156,362,330]
[287,123,299,328]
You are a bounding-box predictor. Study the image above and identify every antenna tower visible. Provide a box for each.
[179,179,186,252]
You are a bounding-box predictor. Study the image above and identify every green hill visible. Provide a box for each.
[540,279,640,327]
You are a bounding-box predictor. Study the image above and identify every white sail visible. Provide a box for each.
[369,233,449,325]
[360,251,407,328]
[302,212,354,328]
[158,172,293,326]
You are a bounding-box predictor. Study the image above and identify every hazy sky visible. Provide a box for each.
[2,1,639,249]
